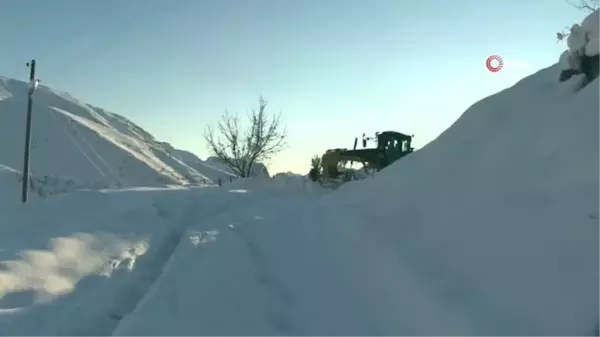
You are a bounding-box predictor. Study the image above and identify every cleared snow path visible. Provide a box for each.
[112,183,481,335]
[111,178,320,335]
[113,188,318,336]
[101,187,258,335]
[0,186,254,335]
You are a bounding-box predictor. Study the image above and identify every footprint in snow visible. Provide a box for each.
[189,230,219,247]
[99,242,148,277]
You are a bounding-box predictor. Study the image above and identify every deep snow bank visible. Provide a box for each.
[320,61,599,334]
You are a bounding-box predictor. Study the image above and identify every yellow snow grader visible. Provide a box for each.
[309,131,414,186]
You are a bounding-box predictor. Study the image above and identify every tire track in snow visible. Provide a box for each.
[228,197,304,335]
[75,200,192,335]
[21,197,195,336]
[107,190,255,335]
[242,234,298,334]
[102,199,199,333]
[109,188,311,335]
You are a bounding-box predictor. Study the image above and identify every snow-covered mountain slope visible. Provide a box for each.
[157,144,238,182]
[0,77,242,198]
[205,156,270,178]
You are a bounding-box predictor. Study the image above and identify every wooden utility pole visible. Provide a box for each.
[21,59,37,203]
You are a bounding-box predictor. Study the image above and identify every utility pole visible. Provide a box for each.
[21,59,37,203]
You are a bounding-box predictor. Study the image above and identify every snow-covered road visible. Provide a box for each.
[114,185,320,335]
[0,186,257,335]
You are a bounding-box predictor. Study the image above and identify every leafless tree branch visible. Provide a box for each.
[566,0,599,12]
[203,97,287,178]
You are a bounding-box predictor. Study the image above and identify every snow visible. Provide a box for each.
[568,24,589,58]
[562,10,599,71]
[111,62,599,336]
[167,148,238,182]
[560,50,574,70]
[578,9,599,56]
[205,156,270,178]
[0,164,91,210]
[0,77,246,201]
[0,78,11,102]
[0,22,598,336]
[566,9,599,56]
[0,186,245,335]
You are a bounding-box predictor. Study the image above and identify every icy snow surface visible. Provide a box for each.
[0,12,598,334]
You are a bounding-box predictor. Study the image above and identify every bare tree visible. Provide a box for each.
[566,0,599,12]
[204,97,286,178]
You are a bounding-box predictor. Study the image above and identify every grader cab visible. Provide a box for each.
[309,131,414,183]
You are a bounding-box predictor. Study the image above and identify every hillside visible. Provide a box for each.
[205,156,270,178]
[0,77,245,204]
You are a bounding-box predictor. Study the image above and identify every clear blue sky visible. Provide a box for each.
[0,0,586,174]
